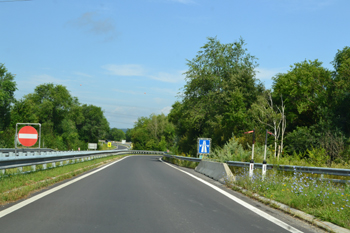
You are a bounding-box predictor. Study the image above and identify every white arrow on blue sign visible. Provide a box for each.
[198,139,211,154]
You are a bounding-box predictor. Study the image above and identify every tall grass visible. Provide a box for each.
[229,167,350,229]
[209,136,350,169]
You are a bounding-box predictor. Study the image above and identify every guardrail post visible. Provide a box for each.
[60,161,63,166]
[1,169,4,174]
[32,165,36,172]
[52,162,56,168]
[43,164,47,169]
[18,167,23,173]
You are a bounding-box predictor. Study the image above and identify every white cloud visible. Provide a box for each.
[150,87,178,96]
[160,106,172,115]
[102,64,146,76]
[148,70,186,83]
[255,67,286,81]
[102,64,186,83]
[255,67,289,89]
[15,74,70,99]
[19,74,68,88]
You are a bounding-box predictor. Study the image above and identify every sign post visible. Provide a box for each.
[244,129,255,178]
[15,123,41,156]
[262,130,275,179]
[197,138,211,158]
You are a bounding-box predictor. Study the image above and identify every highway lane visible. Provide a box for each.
[0,155,325,233]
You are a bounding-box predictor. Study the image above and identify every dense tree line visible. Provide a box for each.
[169,37,264,155]
[129,114,175,151]
[127,38,350,164]
[0,64,125,150]
[167,38,350,163]
[2,38,350,163]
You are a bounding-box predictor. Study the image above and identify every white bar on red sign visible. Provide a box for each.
[18,134,38,139]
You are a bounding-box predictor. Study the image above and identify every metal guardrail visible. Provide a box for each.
[163,154,350,178]
[163,153,202,162]
[0,149,164,173]
[226,161,350,177]
[0,148,56,157]
[4,149,348,180]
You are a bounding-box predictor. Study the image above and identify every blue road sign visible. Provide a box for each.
[198,139,211,154]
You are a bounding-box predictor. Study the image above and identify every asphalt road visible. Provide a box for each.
[0,155,325,233]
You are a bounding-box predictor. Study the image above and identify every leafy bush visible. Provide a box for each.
[209,136,273,163]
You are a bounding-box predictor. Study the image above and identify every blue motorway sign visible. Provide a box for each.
[198,138,211,154]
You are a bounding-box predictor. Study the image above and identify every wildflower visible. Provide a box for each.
[333,202,335,205]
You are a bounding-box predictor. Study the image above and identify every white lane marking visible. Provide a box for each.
[0,156,131,219]
[160,158,303,233]
[18,133,37,139]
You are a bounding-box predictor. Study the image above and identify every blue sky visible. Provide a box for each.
[1,0,349,129]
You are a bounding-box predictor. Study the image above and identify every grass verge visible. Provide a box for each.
[230,168,350,230]
[0,154,128,205]
[163,156,350,230]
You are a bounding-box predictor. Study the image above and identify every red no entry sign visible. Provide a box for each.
[18,126,38,147]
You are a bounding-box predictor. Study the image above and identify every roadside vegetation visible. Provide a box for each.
[0,154,127,205]
[0,64,126,151]
[131,38,350,171]
[208,136,350,169]
[129,113,175,151]
[229,168,350,229]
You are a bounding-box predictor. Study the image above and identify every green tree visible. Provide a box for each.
[108,128,126,141]
[130,114,175,151]
[331,47,350,135]
[0,64,17,132]
[169,37,263,155]
[125,128,132,142]
[78,104,110,143]
[272,60,332,132]
[23,83,79,134]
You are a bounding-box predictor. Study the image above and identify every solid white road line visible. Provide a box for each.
[0,156,131,219]
[160,158,304,233]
